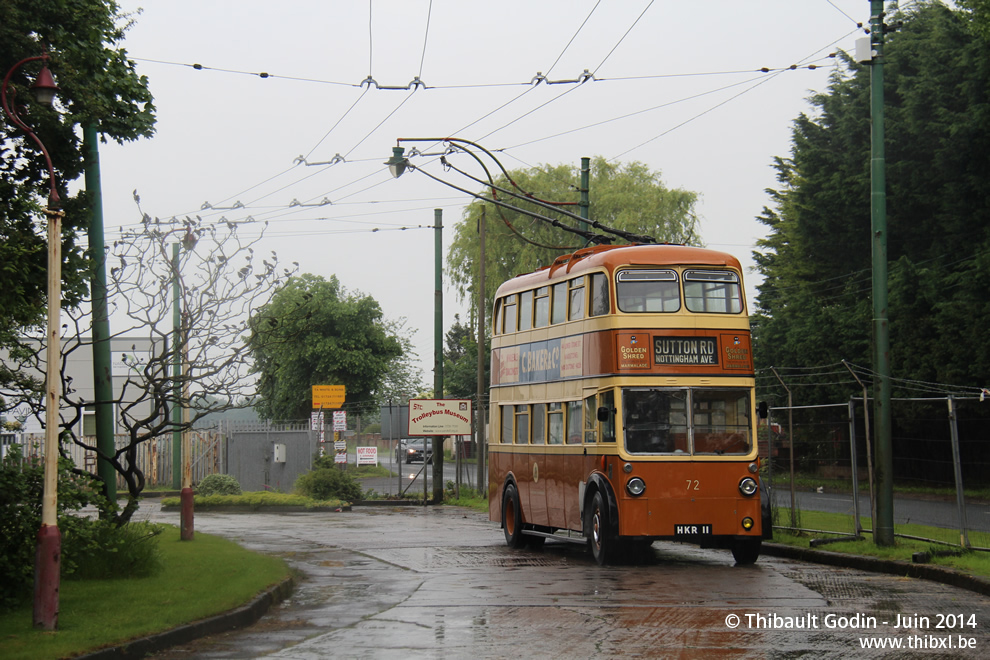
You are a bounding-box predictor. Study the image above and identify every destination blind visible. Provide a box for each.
[653,336,718,365]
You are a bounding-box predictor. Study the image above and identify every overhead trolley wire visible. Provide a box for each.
[301,86,371,162]
[474,0,653,144]
[417,0,434,80]
[590,0,655,75]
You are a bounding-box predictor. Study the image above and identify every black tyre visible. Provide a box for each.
[731,538,762,565]
[588,491,613,566]
[502,483,526,549]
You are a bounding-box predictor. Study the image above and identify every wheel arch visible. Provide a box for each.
[584,473,619,539]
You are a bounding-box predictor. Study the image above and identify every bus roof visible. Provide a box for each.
[495,244,743,295]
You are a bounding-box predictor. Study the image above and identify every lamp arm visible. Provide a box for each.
[1,55,60,207]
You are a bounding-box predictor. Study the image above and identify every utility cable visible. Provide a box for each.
[610,28,859,160]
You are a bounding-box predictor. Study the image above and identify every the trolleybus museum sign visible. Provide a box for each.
[408,399,473,436]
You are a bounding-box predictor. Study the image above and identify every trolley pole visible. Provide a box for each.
[869,0,894,547]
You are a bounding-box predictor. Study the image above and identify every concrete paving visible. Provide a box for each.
[107,501,990,659]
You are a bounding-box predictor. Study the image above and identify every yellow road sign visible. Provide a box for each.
[312,385,346,409]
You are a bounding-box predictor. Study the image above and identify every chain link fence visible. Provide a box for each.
[761,396,990,550]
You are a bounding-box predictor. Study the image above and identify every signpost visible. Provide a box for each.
[356,446,378,466]
[312,385,346,461]
[312,385,346,409]
[407,399,473,436]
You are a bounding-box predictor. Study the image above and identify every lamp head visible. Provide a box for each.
[30,65,58,106]
[386,145,407,179]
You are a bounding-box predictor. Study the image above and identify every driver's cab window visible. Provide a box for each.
[622,388,688,454]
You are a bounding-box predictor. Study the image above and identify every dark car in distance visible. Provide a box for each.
[396,438,433,464]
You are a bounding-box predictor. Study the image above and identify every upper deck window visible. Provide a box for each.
[616,269,680,313]
[568,278,586,321]
[684,270,743,314]
[501,295,517,334]
[590,273,609,317]
[551,282,568,325]
[519,290,533,330]
[534,286,550,328]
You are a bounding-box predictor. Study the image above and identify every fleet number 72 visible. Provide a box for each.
[686,479,700,490]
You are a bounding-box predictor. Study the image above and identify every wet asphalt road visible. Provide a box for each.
[135,503,990,659]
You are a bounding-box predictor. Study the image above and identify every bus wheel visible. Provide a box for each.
[731,538,762,565]
[502,483,526,549]
[588,491,612,566]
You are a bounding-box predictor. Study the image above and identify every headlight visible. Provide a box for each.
[739,477,758,496]
[626,477,646,496]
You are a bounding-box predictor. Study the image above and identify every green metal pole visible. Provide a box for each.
[869,0,894,547]
[172,243,182,490]
[476,206,487,494]
[579,156,591,233]
[83,123,116,503]
[433,209,444,503]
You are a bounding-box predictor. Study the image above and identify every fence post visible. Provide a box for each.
[771,367,796,528]
[847,399,862,535]
[946,395,971,548]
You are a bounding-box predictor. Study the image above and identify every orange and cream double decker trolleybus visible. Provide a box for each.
[488,243,770,565]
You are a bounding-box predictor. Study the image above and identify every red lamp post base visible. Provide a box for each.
[180,487,194,540]
[33,524,61,630]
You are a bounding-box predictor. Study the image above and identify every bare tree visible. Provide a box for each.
[2,207,297,524]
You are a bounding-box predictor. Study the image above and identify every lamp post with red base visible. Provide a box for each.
[2,52,64,631]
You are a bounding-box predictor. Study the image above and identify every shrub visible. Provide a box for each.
[294,467,363,502]
[197,473,242,496]
[62,519,164,580]
[0,444,110,609]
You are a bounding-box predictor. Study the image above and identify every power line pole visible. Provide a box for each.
[84,123,116,504]
[579,156,591,233]
[869,0,894,547]
[476,206,487,494]
[433,208,444,503]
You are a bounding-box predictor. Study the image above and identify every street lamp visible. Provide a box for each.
[161,224,198,540]
[1,52,64,631]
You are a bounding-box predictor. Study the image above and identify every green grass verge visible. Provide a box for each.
[782,474,990,501]
[161,491,348,509]
[443,490,488,513]
[771,509,990,578]
[0,526,289,660]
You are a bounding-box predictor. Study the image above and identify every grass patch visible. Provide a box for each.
[782,474,990,501]
[162,491,348,509]
[0,526,289,660]
[771,509,990,578]
[345,465,392,478]
[443,487,488,513]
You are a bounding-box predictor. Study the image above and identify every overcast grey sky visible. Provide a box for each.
[97,0,876,372]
